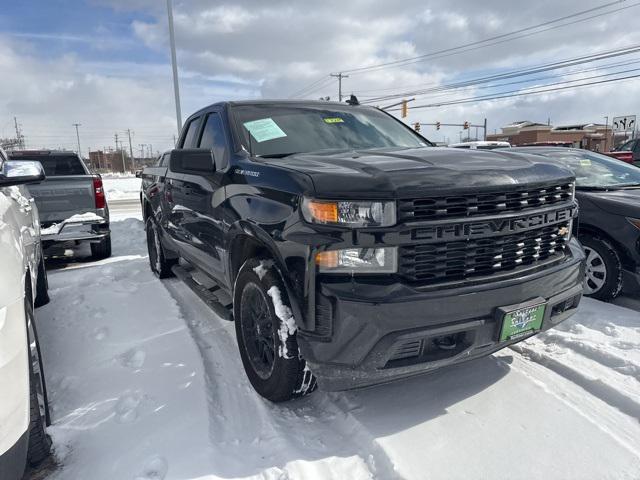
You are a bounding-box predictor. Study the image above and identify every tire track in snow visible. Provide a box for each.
[501,351,640,460]
[511,343,640,421]
[163,279,402,480]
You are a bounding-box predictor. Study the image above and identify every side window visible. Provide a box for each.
[160,153,170,167]
[198,112,227,166]
[181,117,201,148]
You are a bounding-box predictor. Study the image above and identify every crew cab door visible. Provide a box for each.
[173,111,228,281]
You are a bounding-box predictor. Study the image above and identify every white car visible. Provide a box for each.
[449,141,511,150]
[0,148,51,479]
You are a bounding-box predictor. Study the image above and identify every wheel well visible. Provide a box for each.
[230,235,270,286]
[579,224,635,269]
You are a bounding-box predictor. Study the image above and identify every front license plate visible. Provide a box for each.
[500,303,546,342]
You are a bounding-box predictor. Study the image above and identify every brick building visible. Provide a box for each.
[486,121,613,151]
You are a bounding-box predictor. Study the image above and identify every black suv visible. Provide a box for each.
[141,100,585,402]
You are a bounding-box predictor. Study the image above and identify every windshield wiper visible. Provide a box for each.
[578,183,640,191]
[257,152,300,159]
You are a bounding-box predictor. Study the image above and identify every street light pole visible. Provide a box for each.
[167,0,183,134]
[603,116,609,151]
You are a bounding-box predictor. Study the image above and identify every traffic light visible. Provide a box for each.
[414,122,421,132]
[436,121,441,130]
[401,99,408,118]
[463,121,469,130]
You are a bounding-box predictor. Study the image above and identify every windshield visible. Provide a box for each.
[535,150,640,188]
[615,140,635,152]
[231,104,429,157]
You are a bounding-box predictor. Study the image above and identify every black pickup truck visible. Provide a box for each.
[141,100,585,402]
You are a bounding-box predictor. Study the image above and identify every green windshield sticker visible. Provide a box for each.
[580,159,592,166]
[323,117,344,124]
[243,118,287,143]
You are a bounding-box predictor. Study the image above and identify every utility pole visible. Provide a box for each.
[604,116,609,151]
[72,123,82,156]
[139,144,145,161]
[330,72,349,102]
[14,117,24,149]
[483,118,488,141]
[166,0,183,134]
[115,133,126,173]
[126,129,135,169]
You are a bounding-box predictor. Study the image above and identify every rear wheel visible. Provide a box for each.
[25,297,51,466]
[580,235,623,301]
[234,258,316,402]
[145,217,176,278]
[90,233,112,260]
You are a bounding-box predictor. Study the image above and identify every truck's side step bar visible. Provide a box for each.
[172,264,234,321]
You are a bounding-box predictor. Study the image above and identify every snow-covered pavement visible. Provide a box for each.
[31,216,640,480]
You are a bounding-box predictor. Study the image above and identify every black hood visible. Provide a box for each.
[261,147,575,198]
[580,188,640,218]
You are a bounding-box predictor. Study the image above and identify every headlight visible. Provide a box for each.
[316,247,397,274]
[627,217,640,230]
[302,198,396,227]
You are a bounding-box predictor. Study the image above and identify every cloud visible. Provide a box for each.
[2,0,640,151]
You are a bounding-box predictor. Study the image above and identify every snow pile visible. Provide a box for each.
[103,177,142,201]
[267,286,297,359]
[40,212,105,235]
[33,214,640,480]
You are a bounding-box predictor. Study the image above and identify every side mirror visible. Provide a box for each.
[169,149,215,174]
[0,160,46,187]
[135,170,142,178]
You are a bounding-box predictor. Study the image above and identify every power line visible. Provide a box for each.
[360,43,640,103]
[387,72,640,111]
[288,75,331,98]
[341,0,639,75]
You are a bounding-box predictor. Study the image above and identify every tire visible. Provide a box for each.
[34,249,50,308]
[90,233,112,260]
[145,216,176,278]
[25,296,52,466]
[234,258,316,402]
[580,234,623,301]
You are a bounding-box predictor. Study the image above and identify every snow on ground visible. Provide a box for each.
[32,215,640,480]
[102,176,141,201]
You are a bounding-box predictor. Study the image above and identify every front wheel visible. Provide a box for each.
[234,258,316,402]
[25,297,52,466]
[580,235,623,301]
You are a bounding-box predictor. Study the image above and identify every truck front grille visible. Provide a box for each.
[398,183,573,222]
[399,222,569,285]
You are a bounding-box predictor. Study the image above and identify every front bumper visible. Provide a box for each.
[298,238,585,391]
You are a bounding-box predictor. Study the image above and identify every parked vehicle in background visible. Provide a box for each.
[8,150,111,259]
[141,100,584,402]
[0,148,51,480]
[508,147,640,300]
[449,140,511,150]
[606,138,640,166]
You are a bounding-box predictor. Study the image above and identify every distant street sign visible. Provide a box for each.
[612,115,636,132]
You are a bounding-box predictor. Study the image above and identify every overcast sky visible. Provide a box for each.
[1,0,639,154]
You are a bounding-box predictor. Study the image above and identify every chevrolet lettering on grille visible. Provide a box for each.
[413,207,574,241]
